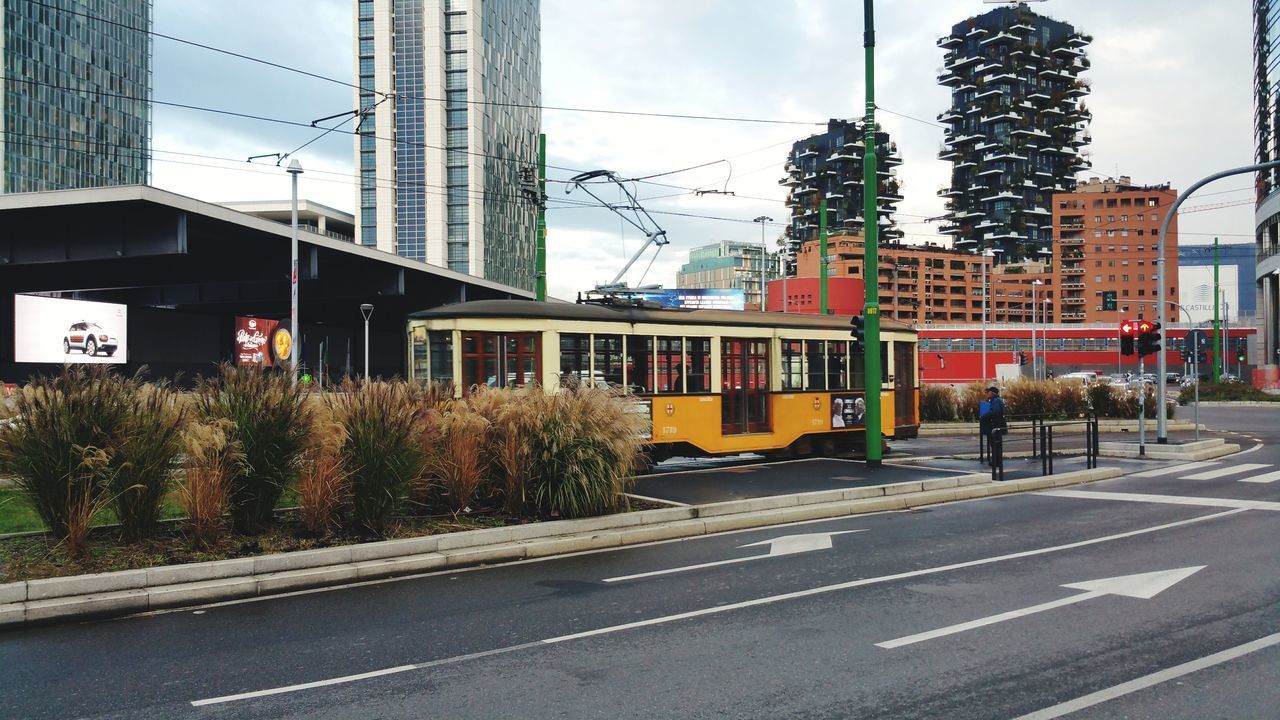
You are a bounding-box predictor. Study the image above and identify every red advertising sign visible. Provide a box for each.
[235,316,279,366]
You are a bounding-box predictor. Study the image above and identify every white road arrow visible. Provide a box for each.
[603,531,865,583]
[876,566,1205,649]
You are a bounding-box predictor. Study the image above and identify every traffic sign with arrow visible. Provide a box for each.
[875,566,1204,649]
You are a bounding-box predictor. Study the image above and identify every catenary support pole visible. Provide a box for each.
[536,134,547,302]
[1213,237,1221,379]
[1156,158,1280,443]
[287,160,303,385]
[862,0,882,466]
[819,197,829,315]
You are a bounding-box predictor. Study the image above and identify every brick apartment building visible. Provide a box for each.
[1053,176,1179,323]
[793,234,1054,325]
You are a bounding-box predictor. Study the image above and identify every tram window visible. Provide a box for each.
[411,327,429,379]
[781,340,803,390]
[504,333,539,387]
[594,335,624,387]
[462,333,499,388]
[805,340,826,390]
[686,337,711,393]
[626,336,654,394]
[560,333,590,387]
[656,337,683,394]
[428,331,453,383]
[851,348,866,390]
[828,340,849,389]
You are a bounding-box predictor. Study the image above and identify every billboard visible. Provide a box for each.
[14,294,127,364]
[635,288,746,311]
[234,316,292,367]
[1178,266,1239,324]
[830,392,866,429]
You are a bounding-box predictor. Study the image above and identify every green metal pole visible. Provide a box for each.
[535,133,547,302]
[819,196,829,314]
[862,0,882,466]
[1212,237,1220,379]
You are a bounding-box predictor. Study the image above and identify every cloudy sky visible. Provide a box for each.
[151,0,1255,301]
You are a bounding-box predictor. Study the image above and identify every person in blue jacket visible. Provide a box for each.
[979,385,1006,441]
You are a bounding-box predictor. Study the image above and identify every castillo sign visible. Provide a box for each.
[235,316,290,367]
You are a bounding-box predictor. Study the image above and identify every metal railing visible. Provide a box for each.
[981,413,1099,482]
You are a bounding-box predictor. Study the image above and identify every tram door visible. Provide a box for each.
[721,338,770,434]
[893,341,916,427]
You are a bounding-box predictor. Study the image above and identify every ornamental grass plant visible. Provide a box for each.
[919,384,957,422]
[111,381,186,542]
[0,367,126,542]
[297,404,351,535]
[194,364,311,535]
[524,384,648,519]
[177,419,243,549]
[329,378,426,535]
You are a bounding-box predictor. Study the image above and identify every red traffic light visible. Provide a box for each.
[1120,320,1137,336]
[1136,320,1156,334]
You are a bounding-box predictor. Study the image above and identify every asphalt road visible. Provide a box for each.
[2,406,1276,719]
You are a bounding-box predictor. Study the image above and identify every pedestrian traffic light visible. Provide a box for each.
[850,314,865,350]
[1018,351,1028,366]
[1102,291,1117,311]
[1119,319,1137,356]
[1136,320,1161,356]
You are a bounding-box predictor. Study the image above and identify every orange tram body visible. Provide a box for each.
[407,300,919,460]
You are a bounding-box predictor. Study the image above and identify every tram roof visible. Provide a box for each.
[409,299,914,334]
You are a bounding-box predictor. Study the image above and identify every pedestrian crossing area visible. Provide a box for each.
[1130,461,1278,483]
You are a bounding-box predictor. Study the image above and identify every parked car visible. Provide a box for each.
[1165,372,1182,385]
[1220,373,1242,383]
[1057,371,1098,383]
[63,321,118,357]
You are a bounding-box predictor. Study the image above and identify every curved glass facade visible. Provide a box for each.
[1256,0,1280,374]
[2,0,152,193]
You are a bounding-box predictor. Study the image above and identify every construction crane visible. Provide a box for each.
[564,169,670,295]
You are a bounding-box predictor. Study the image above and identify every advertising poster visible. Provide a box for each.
[1178,266,1239,323]
[235,317,278,366]
[830,392,866,429]
[14,294,127,364]
[235,317,292,367]
[635,288,746,311]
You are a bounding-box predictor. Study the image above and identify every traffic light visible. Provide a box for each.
[1237,349,1246,363]
[1102,291,1117,311]
[1120,320,1136,356]
[1018,351,1028,366]
[1136,320,1162,356]
[850,315,865,350]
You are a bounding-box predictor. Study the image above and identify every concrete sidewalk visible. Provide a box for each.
[0,465,1123,629]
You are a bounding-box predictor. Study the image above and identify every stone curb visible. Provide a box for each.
[1191,401,1280,407]
[0,466,1126,628]
[1098,438,1242,461]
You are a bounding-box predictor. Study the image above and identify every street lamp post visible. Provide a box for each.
[360,303,374,381]
[754,216,773,311]
[286,160,303,385]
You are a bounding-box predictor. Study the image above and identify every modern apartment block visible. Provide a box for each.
[1052,176,1178,324]
[779,118,902,273]
[793,233,1055,325]
[936,2,1091,261]
[1255,0,1280,385]
[676,240,775,310]
[1,0,151,193]
[354,0,540,290]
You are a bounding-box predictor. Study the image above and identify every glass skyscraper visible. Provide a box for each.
[1,0,152,193]
[1254,0,1280,376]
[354,0,540,291]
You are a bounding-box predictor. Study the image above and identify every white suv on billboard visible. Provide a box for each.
[63,322,119,357]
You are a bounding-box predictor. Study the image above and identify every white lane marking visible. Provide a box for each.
[876,567,1204,650]
[1128,461,1218,478]
[1237,442,1265,456]
[1041,489,1280,512]
[1239,469,1280,484]
[1014,631,1280,720]
[188,508,1247,707]
[603,530,867,583]
[191,665,417,706]
[1182,463,1271,480]
[623,493,689,507]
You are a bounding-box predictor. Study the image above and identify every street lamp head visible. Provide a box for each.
[286,159,303,175]
[753,215,773,223]
[360,303,374,320]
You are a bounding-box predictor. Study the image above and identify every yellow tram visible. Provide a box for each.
[407,300,919,460]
